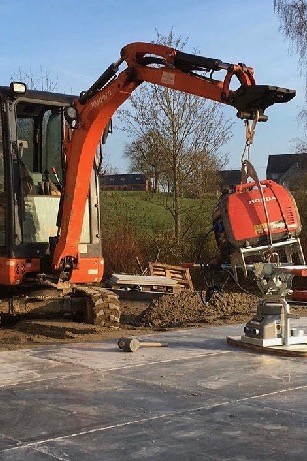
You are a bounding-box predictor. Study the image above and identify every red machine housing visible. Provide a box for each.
[213,180,301,253]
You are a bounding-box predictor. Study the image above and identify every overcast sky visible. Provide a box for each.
[0,0,304,175]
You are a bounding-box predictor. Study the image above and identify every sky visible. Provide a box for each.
[0,0,305,177]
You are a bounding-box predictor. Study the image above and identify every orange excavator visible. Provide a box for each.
[0,42,295,324]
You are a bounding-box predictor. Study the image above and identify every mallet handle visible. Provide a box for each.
[139,342,168,347]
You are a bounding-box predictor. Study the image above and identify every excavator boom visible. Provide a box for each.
[52,42,296,276]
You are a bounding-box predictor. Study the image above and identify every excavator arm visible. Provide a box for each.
[52,41,296,276]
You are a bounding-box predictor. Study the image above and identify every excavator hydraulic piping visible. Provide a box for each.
[79,60,122,105]
[174,50,231,72]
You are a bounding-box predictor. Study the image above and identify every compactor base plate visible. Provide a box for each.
[227,336,307,357]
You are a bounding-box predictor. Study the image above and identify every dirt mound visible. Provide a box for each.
[137,291,259,328]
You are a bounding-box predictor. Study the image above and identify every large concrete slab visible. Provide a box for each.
[0,321,306,460]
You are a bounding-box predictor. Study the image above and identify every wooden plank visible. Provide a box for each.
[109,273,181,295]
[149,262,194,291]
[110,274,178,286]
[110,274,178,287]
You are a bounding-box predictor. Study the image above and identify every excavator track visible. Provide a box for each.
[74,286,121,327]
[0,285,121,328]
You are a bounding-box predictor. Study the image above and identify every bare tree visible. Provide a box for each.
[120,31,232,243]
[274,0,307,68]
[275,0,307,141]
[11,67,59,92]
[295,137,307,152]
[124,130,168,192]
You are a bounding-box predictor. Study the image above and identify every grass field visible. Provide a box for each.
[100,190,217,236]
[99,190,219,272]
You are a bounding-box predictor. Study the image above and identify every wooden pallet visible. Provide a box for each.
[149,262,194,291]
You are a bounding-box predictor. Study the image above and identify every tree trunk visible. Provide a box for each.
[172,154,181,244]
[154,169,159,193]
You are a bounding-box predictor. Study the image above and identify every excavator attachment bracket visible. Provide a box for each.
[233,85,296,120]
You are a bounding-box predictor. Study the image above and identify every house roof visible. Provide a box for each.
[219,170,241,187]
[266,153,307,175]
[100,173,147,186]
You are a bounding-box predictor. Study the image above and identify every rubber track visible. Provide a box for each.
[74,286,121,327]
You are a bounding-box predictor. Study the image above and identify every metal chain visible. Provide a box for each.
[241,110,260,164]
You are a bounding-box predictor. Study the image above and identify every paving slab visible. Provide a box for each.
[0,321,306,460]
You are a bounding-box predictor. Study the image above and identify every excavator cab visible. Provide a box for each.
[0,84,102,286]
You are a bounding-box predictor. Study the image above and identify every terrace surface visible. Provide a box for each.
[0,321,306,460]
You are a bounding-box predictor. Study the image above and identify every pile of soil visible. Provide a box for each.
[137,291,259,328]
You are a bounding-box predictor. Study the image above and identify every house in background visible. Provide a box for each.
[266,153,307,189]
[219,170,241,190]
[100,173,150,191]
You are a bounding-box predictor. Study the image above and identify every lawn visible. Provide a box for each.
[100,190,218,237]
